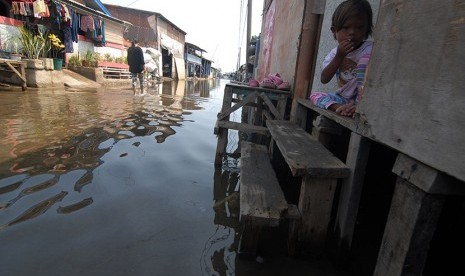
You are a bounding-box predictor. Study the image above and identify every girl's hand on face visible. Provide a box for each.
[336,39,354,57]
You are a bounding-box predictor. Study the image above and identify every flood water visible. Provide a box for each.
[0,79,347,276]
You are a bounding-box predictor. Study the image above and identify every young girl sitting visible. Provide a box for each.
[310,0,373,117]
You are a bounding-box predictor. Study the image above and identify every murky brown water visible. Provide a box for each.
[0,79,347,276]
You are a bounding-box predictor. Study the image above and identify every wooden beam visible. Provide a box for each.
[299,176,338,253]
[4,61,26,83]
[332,133,371,264]
[258,92,281,119]
[392,153,465,195]
[374,178,445,276]
[216,121,269,136]
[217,91,258,121]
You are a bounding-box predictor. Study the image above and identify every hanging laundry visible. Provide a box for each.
[93,17,105,46]
[19,2,27,16]
[33,0,47,15]
[62,5,71,22]
[11,2,20,15]
[80,15,95,32]
[62,26,73,53]
[70,8,79,43]
[25,2,33,16]
[53,1,62,25]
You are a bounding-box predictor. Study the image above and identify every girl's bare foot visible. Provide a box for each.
[335,103,356,117]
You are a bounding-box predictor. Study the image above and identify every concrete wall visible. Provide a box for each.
[68,65,104,83]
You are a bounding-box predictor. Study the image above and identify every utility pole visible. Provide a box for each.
[245,0,252,81]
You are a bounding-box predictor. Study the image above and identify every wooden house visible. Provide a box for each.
[104,4,187,80]
[0,0,129,65]
[185,42,213,79]
[242,0,465,275]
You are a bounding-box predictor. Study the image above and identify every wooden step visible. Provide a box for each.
[240,141,288,227]
[266,119,350,253]
[239,141,288,254]
[266,120,350,178]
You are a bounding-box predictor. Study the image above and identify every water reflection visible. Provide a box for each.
[0,79,220,229]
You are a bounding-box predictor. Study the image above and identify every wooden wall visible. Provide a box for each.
[357,0,465,182]
[256,0,304,85]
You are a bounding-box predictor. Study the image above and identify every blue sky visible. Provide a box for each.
[101,0,263,72]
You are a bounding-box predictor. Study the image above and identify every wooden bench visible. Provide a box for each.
[266,119,350,253]
[239,141,295,255]
[293,98,374,261]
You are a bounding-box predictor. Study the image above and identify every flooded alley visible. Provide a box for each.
[0,80,347,276]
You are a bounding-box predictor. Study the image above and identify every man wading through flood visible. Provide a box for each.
[127,40,145,95]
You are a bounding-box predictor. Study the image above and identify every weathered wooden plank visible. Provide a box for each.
[226,83,291,101]
[258,92,281,119]
[266,120,350,177]
[357,0,465,182]
[240,141,288,227]
[392,153,465,195]
[238,221,262,255]
[374,178,445,276]
[333,133,371,263]
[297,99,359,132]
[285,204,301,256]
[214,86,233,165]
[5,61,26,83]
[216,121,269,136]
[217,91,258,121]
[298,175,338,252]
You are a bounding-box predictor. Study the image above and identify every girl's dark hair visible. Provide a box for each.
[332,0,373,39]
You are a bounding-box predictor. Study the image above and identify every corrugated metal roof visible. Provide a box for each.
[84,0,112,16]
[103,4,187,35]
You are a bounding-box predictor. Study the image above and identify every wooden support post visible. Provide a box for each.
[253,96,263,126]
[332,133,371,264]
[285,204,301,256]
[238,221,262,255]
[374,177,444,276]
[20,63,26,91]
[291,99,308,129]
[311,115,342,147]
[214,86,233,165]
[373,153,463,276]
[298,176,338,253]
[276,94,287,120]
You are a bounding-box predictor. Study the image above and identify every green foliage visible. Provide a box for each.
[18,25,48,59]
[68,55,81,66]
[80,50,101,67]
[114,56,125,64]
[104,53,113,62]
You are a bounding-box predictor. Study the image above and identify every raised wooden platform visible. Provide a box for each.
[0,58,27,91]
[214,83,290,165]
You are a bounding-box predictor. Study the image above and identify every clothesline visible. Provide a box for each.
[53,0,131,26]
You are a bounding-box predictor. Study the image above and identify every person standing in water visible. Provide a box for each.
[127,40,145,95]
